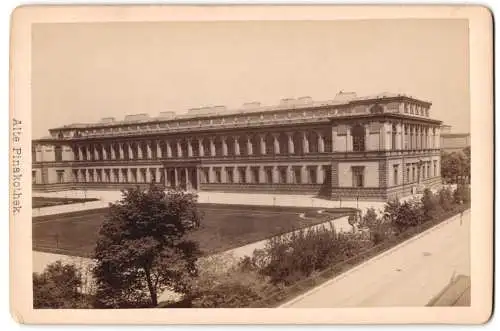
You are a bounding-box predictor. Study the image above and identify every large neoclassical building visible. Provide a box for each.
[32,91,442,200]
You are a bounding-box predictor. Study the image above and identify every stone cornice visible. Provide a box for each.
[44,95,435,141]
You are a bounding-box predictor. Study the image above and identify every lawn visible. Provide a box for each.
[32,204,352,258]
[33,196,99,209]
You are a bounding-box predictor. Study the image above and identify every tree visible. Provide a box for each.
[454,184,471,204]
[463,146,471,184]
[92,185,202,308]
[361,207,378,229]
[33,261,88,308]
[385,198,424,233]
[441,151,468,184]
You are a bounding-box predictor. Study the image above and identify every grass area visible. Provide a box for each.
[33,196,99,209]
[33,204,352,258]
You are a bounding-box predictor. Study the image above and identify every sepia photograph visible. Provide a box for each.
[9,4,493,325]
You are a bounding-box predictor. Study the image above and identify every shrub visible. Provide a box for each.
[454,184,471,204]
[438,187,455,211]
[421,188,443,221]
[188,254,274,308]
[252,225,370,286]
[361,207,378,229]
[33,261,91,309]
[389,199,425,234]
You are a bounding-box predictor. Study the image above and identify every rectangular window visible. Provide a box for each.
[433,161,437,177]
[150,169,156,183]
[406,166,410,184]
[265,167,273,184]
[309,167,317,184]
[103,169,109,182]
[393,165,399,185]
[202,168,209,184]
[352,167,365,188]
[251,167,259,184]
[412,166,416,183]
[96,169,103,182]
[54,146,63,162]
[113,169,119,182]
[227,168,234,184]
[239,168,247,184]
[56,170,64,183]
[131,169,137,183]
[214,168,221,183]
[293,167,301,184]
[32,170,37,184]
[279,168,287,184]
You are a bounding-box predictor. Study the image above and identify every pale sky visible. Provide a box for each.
[32,19,470,139]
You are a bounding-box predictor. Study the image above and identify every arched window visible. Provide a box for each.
[265,134,274,155]
[309,131,319,153]
[352,125,365,152]
[279,132,288,154]
[370,104,384,114]
[293,132,303,155]
[54,146,62,161]
[392,124,397,150]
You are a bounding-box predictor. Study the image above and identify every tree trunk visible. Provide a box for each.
[144,268,157,307]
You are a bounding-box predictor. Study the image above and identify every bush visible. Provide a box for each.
[388,199,425,234]
[251,225,370,286]
[188,254,274,308]
[361,207,378,229]
[454,184,471,204]
[421,188,443,221]
[33,261,91,309]
[438,187,455,211]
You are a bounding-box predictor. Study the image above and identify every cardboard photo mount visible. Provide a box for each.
[9,4,493,325]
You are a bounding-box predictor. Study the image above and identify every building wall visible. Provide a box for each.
[32,96,442,200]
[62,146,74,161]
[367,131,380,151]
[333,133,348,152]
[338,161,379,188]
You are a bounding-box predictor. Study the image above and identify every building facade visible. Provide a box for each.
[32,92,442,201]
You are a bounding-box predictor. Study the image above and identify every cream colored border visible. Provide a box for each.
[9,5,493,325]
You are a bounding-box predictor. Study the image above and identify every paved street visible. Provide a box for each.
[281,210,470,308]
